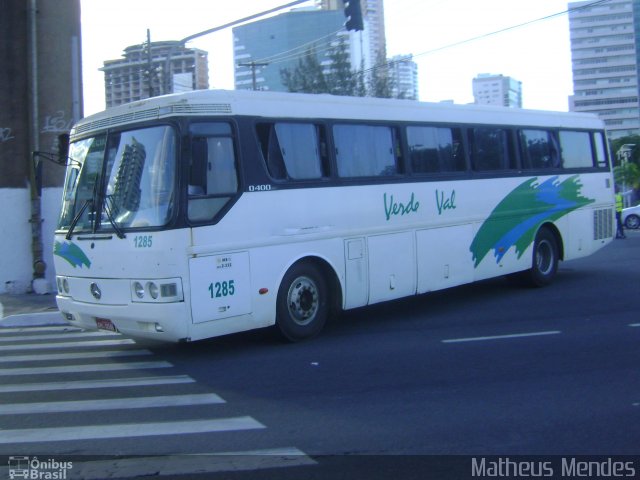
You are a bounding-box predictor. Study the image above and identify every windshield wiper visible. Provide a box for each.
[65,199,92,240]
[103,196,126,239]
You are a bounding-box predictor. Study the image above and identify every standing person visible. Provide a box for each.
[616,189,626,239]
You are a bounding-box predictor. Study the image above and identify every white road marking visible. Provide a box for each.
[1,393,225,415]
[442,330,562,344]
[0,349,152,363]
[0,331,116,343]
[629,323,640,327]
[0,339,136,351]
[0,375,195,393]
[0,417,265,444]
[0,361,172,376]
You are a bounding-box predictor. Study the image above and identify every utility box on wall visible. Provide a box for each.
[0,0,83,294]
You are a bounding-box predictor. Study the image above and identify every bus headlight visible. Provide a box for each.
[56,276,70,296]
[133,281,145,299]
[147,282,159,300]
[131,278,183,303]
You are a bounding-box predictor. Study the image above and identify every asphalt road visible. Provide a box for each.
[156,230,640,457]
[1,231,638,479]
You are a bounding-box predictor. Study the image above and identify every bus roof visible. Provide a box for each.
[72,89,604,137]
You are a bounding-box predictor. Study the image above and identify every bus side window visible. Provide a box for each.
[334,124,397,177]
[407,126,466,174]
[266,127,287,180]
[189,138,207,194]
[592,131,609,168]
[188,122,238,222]
[520,129,560,169]
[469,127,513,171]
[256,122,326,181]
[559,130,594,168]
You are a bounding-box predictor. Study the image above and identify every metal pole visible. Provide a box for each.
[146,29,154,97]
[179,0,309,44]
[162,1,309,96]
[27,0,46,284]
[237,61,269,90]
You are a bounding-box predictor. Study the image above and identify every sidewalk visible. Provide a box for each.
[0,292,68,328]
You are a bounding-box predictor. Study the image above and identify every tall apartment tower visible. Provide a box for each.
[568,0,640,138]
[472,73,523,108]
[102,41,208,108]
[388,55,419,100]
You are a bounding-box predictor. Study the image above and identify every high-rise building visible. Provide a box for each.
[472,73,523,108]
[233,9,348,92]
[101,41,208,108]
[362,0,387,63]
[388,55,419,100]
[568,0,640,138]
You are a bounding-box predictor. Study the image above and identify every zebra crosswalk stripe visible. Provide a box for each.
[0,393,225,415]
[0,417,266,444]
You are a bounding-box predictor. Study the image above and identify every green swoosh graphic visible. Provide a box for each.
[54,241,92,269]
[470,176,594,268]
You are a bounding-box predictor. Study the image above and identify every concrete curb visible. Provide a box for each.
[0,311,69,328]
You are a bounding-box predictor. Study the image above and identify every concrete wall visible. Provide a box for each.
[0,0,82,294]
[0,187,62,293]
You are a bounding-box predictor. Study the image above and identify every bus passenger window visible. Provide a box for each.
[520,129,561,169]
[256,123,326,180]
[334,124,397,177]
[469,128,513,171]
[593,132,609,168]
[407,126,465,174]
[188,122,238,222]
[559,131,594,168]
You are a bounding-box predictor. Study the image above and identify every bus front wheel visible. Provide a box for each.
[276,262,328,341]
[526,227,559,287]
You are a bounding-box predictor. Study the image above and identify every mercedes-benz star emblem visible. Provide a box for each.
[90,282,102,300]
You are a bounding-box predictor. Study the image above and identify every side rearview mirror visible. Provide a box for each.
[58,133,70,165]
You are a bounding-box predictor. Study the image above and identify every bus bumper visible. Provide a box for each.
[56,295,191,342]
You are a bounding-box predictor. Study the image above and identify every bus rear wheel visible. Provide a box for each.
[525,227,559,287]
[276,262,328,341]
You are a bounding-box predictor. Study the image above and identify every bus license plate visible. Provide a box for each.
[96,318,118,332]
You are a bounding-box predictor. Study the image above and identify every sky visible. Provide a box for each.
[80,0,575,117]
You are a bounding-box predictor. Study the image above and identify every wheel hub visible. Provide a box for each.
[287,277,319,325]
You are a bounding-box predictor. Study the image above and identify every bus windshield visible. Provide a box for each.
[58,125,177,235]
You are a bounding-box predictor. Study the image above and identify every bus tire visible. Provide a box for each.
[276,262,328,342]
[526,227,559,287]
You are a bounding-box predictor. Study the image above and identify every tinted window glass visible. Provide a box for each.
[559,131,593,168]
[188,123,238,222]
[469,128,513,171]
[334,124,397,177]
[520,129,560,169]
[407,126,465,173]
[593,132,609,168]
[256,123,325,180]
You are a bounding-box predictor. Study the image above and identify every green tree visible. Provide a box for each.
[281,40,364,97]
[368,52,393,99]
[611,135,640,195]
[325,39,359,96]
[611,135,640,166]
[280,46,328,94]
[281,41,405,100]
[614,162,640,190]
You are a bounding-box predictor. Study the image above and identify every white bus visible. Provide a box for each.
[54,90,614,342]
